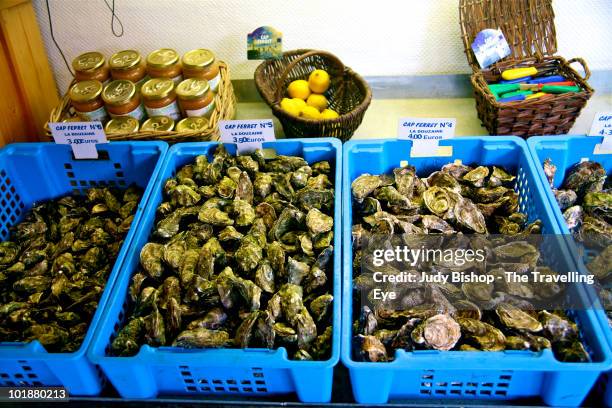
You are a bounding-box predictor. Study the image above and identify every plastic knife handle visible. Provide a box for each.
[488,84,520,98]
[502,90,533,98]
[498,94,527,102]
[541,81,575,87]
[501,67,538,80]
[527,75,565,84]
[540,85,581,94]
[499,76,532,84]
[525,92,547,100]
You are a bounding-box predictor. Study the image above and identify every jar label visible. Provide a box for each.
[110,104,146,121]
[186,101,215,118]
[76,105,109,123]
[146,100,181,121]
[209,72,221,92]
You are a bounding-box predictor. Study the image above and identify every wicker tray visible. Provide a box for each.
[254,49,371,142]
[459,0,594,137]
[46,61,236,143]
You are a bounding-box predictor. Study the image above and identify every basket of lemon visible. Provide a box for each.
[254,49,372,141]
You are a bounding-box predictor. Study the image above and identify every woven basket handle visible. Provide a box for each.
[274,50,345,102]
[567,58,591,81]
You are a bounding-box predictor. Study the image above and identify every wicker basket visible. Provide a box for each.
[459,0,593,137]
[254,49,372,142]
[46,61,236,142]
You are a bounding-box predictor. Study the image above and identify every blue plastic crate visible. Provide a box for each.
[341,137,612,406]
[527,135,612,406]
[88,139,342,403]
[0,142,168,396]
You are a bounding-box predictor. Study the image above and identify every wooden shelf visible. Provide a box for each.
[0,0,59,145]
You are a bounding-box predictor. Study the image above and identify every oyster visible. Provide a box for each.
[539,310,577,342]
[423,187,451,217]
[586,245,612,280]
[554,189,578,211]
[543,158,557,188]
[356,334,388,362]
[411,314,461,351]
[496,303,542,332]
[306,208,333,236]
[563,161,606,197]
[462,166,489,187]
[352,174,386,201]
[457,318,506,351]
[173,328,230,348]
[563,205,583,230]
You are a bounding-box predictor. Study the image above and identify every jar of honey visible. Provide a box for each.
[146,48,182,84]
[176,117,209,132]
[104,116,140,134]
[109,50,147,85]
[69,80,109,122]
[176,78,215,118]
[72,52,110,83]
[102,80,146,121]
[141,78,181,121]
[182,49,221,92]
[141,116,175,132]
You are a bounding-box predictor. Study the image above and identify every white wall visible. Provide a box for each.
[35,0,612,94]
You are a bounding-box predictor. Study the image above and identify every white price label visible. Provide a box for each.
[219,119,276,154]
[398,118,456,156]
[49,121,108,159]
[588,112,612,151]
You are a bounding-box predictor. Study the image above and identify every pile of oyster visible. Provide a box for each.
[351,163,590,362]
[112,145,334,361]
[544,159,612,319]
[0,186,142,352]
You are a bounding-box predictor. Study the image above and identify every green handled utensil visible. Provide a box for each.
[540,85,581,94]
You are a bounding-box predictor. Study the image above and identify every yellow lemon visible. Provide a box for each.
[287,80,311,100]
[280,98,301,117]
[320,108,339,119]
[306,94,329,112]
[308,69,331,93]
[292,98,307,109]
[300,105,321,120]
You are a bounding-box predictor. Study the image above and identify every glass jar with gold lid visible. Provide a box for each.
[141,116,175,132]
[176,78,215,118]
[102,80,146,120]
[69,80,109,122]
[141,78,181,121]
[146,48,182,84]
[72,52,110,83]
[104,116,140,134]
[109,50,147,84]
[182,49,221,92]
[176,117,208,132]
